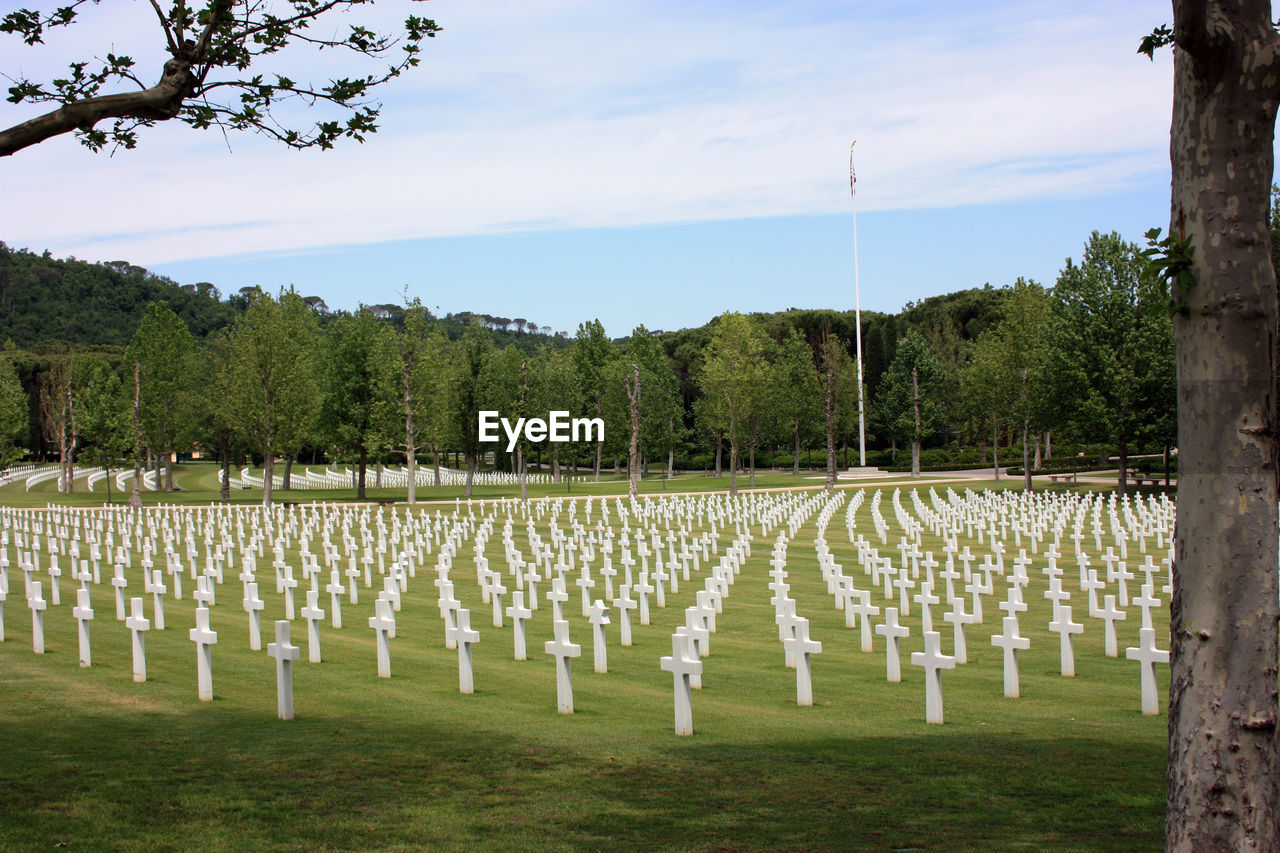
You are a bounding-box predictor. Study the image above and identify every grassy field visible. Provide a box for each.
[0,476,1168,851]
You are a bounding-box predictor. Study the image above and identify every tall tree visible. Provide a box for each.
[966,279,1050,490]
[532,346,580,484]
[699,312,769,495]
[192,328,242,502]
[37,349,76,492]
[774,328,822,477]
[1143,5,1280,849]
[72,354,130,503]
[0,2,439,156]
[573,319,615,482]
[1042,232,1173,495]
[451,321,492,498]
[0,356,28,472]
[392,299,436,504]
[321,309,394,500]
[875,330,943,477]
[818,329,855,492]
[622,325,682,478]
[227,289,321,506]
[125,301,198,491]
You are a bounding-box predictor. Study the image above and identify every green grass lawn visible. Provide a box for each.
[0,481,1168,851]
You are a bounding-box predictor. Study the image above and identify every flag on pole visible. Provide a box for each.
[849,141,857,193]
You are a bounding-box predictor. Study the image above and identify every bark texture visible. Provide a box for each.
[1167,3,1280,849]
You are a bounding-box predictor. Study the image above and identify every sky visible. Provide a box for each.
[1,1,1179,337]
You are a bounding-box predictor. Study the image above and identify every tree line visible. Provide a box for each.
[0,229,1184,503]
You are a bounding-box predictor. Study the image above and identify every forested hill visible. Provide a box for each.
[0,243,240,348]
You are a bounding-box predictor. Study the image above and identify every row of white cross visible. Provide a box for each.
[1,485,1175,731]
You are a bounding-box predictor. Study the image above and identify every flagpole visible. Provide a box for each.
[850,141,867,467]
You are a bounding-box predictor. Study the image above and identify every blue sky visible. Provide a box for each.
[2,1,1178,337]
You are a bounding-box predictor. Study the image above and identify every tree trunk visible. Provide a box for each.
[728,423,739,495]
[1033,431,1042,471]
[263,455,274,507]
[1166,5,1280,850]
[1116,433,1128,497]
[130,361,143,510]
[357,445,367,500]
[1022,420,1032,492]
[431,439,442,487]
[911,366,921,478]
[283,456,293,491]
[1044,429,1052,461]
[519,447,527,502]
[220,451,230,502]
[992,415,1000,481]
[593,393,603,483]
[406,446,417,504]
[824,341,838,493]
[626,364,641,497]
[714,438,722,478]
[793,423,801,476]
[748,443,756,489]
[551,443,560,484]
[465,450,475,498]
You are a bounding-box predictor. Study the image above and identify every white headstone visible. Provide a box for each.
[73,586,94,667]
[455,607,480,694]
[125,596,150,682]
[910,629,956,724]
[505,589,531,660]
[1125,627,1170,715]
[659,631,702,736]
[544,618,581,714]
[991,615,1031,698]
[267,620,301,720]
[189,605,219,701]
[875,606,909,683]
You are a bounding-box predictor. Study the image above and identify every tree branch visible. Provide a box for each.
[0,57,194,156]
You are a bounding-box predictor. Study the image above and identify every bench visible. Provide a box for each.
[1047,473,1074,483]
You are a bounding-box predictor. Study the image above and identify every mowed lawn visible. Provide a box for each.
[0,482,1168,851]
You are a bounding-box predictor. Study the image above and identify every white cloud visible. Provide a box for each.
[1,0,1174,265]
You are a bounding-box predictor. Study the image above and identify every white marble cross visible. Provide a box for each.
[369,597,396,678]
[849,590,879,653]
[544,618,582,714]
[267,620,301,720]
[942,596,976,664]
[1125,626,1170,715]
[243,581,265,651]
[659,631,702,736]
[616,585,637,647]
[325,569,345,628]
[1098,594,1127,657]
[73,586,94,667]
[28,580,48,654]
[1048,604,1084,677]
[505,589,532,660]
[189,605,219,701]
[587,599,611,674]
[301,589,325,663]
[125,596,150,682]
[454,607,480,694]
[150,570,167,630]
[112,564,128,620]
[547,576,570,623]
[991,615,1031,698]
[783,616,822,706]
[875,606,909,682]
[910,629,956,724]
